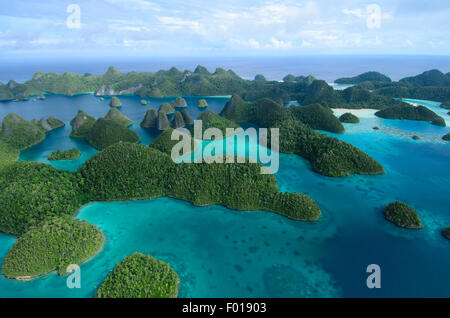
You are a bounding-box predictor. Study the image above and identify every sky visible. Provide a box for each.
[0,0,449,57]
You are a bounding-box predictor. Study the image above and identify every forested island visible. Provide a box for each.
[220,95,385,177]
[375,105,446,126]
[2,216,104,280]
[48,148,81,160]
[383,202,423,229]
[70,109,140,149]
[96,253,179,298]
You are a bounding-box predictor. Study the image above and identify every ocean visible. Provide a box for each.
[0,56,449,298]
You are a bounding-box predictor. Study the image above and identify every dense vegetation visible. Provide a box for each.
[157,111,170,130]
[48,148,81,160]
[375,105,446,126]
[104,108,132,127]
[220,95,384,177]
[443,133,450,141]
[96,252,179,298]
[339,113,360,123]
[140,109,158,128]
[335,71,392,84]
[190,110,241,138]
[70,110,96,138]
[2,216,104,279]
[0,162,85,235]
[383,202,423,229]
[440,101,450,110]
[109,96,122,107]
[172,111,185,128]
[159,102,175,114]
[198,99,208,108]
[150,128,196,156]
[290,103,344,133]
[87,118,140,150]
[79,142,321,221]
[181,109,193,125]
[2,67,449,106]
[1,113,45,149]
[172,97,187,108]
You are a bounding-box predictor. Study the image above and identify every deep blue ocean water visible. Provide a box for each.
[0,56,449,298]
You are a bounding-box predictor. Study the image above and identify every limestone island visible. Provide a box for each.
[172,97,187,108]
[140,99,148,105]
[339,112,360,124]
[158,102,175,115]
[109,96,122,107]
[96,252,179,298]
[48,148,81,160]
[443,133,450,141]
[198,99,208,108]
[375,105,446,127]
[383,201,423,229]
[1,216,104,280]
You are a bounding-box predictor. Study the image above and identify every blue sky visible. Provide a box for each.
[1,0,449,57]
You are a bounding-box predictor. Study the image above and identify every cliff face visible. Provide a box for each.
[181,110,193,125]
[95,84,143,96]
[140,109,158,128]
[172,111,185,129]
[70,110,96,138]
[157,111,170,130]
[39,118,52,131]
[104,108,132,127]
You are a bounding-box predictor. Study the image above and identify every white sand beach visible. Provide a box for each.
[332,108,379,118]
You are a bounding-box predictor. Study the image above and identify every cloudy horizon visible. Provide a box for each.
[1,0,449,57]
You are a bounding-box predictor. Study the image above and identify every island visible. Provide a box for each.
[1,216,104,280]
[335,71,392,84]
[382,201,423,229]
[172,111,185,128]
[140,99,147,105]
[70,110,96,138]
[440,101,450,109]
[96,252,179,298]
[104,108,133,127]
[87,118,140,150]
[375,105,446,126]
[140,109,158,128]
[0,113,64,168]
[198,99,208,108]
[109,96,122,107]
[290,103,344,133]
[48,148,81,160]
[172,97,187,108]
[190,110,241,138]
[220,95,385,177]
[339,113,360,124]
[150,128,196,156]
[157,111,170,130]
[443,133,450,141]
[181,109,193,125]
[159,102,175,114]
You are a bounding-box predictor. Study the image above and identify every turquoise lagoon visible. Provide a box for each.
[0,95,448,298]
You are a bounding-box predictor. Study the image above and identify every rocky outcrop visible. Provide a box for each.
[104,108,132,127]
[140,109,158,128]
[171,97,187,108]
[157,111,170,130]
[95,84,143,96]
[158,103,175,114]
[197,99,208,108]
[70,110,96,138]
[181,110,193,125]
[39,118,52,131]
[172,111,185,129]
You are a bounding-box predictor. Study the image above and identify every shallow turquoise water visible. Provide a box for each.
[0,95,449,298]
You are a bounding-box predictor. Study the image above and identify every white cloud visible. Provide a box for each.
[156,16,203,33]
[105,0,161,11]
[265,37,294,49]
[342,8,364,18]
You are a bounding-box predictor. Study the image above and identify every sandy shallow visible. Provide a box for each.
[332,108,379,118]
